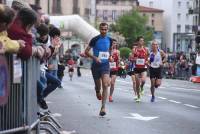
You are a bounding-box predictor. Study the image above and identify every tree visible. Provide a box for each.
[119,47,131,59]
[111,9,154,48]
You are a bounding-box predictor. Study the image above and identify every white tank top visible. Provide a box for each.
[150,51,162,68]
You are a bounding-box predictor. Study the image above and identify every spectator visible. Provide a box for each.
[57,58,65,88]
[8,8,37,60]
[0,4,25,54]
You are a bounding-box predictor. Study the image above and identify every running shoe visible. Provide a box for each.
[96,91,102,100]
[38,99,48,109]
[134,96,138,100]
[109,96,113,102]
[135,98,141,103]
[151,96,155,102]
[99,108,106,116]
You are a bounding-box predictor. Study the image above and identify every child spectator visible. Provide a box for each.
[0,4,25,54]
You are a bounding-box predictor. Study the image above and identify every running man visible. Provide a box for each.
[85,23,112,116]
[67,57,75,81]
[109,39,120,102]
[127,46,137,100]
[149,41,166,102]
[133,36,149,102]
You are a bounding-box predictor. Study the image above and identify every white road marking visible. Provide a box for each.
[157,97,167,100]
[61,130,76,134]
[184,104,199,109]
[124,113,159,121]
[52,113,62,117]
[168,100,181,104]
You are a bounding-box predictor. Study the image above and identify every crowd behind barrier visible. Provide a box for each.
[0,54,40,134]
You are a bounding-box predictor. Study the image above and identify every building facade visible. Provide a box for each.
[138,6,164,48]
[139,0,194,53]
[96,0,138,25]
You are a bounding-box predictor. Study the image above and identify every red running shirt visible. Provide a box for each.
[110,50,120,71]
[133,47,148,68]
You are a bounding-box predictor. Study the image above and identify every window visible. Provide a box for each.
[185,25,190,33]
[186,1,190,8]
[186,13,189,20]
[151,20,154,26]
[178,1,181,8]
[112,10,117,21]
[0,0,6,4]
[149,1,153,7]
[103,10,108,21]
[52,0,61,14]
[73,0,79,14]
[177,13,181,20]
[112,0,117,4]
[177,25,181,33]
[84,8,90,15]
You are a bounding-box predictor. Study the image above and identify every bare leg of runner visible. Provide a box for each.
[94,79,102,100]
[109,75,117,102]
[131,75,137,99]
[100,74,110,116]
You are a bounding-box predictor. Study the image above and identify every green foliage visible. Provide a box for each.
[119,47,131,59]
[111,9,154,48]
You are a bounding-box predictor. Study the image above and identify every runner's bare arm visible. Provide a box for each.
[85,45,101,63]
[160,50,167,63]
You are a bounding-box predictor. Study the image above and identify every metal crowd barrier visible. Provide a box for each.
[0,54,40,134]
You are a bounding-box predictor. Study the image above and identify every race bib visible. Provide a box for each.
[110,62,116,68]
[98,52,109,60]
[136,59,145,65]
[151,62,159,68]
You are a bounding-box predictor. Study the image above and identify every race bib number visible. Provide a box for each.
[98,52,109,60]
[136,59,145,65]
[110,62,116,68]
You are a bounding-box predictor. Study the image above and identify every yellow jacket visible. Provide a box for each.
[0,31,20,53]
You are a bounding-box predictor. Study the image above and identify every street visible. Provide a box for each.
[46,69,200,134]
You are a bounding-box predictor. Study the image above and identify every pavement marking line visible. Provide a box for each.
[52,113,62,117]
[124,113,159,121]
[168,100,181,104]
[61,130,76,134]
[184,104,199,109]
[163,86,200,92]
[157,96,167,100]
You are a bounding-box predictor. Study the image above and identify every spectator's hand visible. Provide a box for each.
[52,37,61,47]
[0,41,5,54]
[17,40,25,49]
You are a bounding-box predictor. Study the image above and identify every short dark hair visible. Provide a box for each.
[36,23,49,36]
[136,36,144,42]
[0,5,15,25]
[99,22,108,28]
[17,8,37,28]
[49,27,61,37]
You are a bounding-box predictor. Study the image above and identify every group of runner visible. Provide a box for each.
[85,23,166,116]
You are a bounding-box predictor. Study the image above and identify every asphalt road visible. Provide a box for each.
[46,69,200,134]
